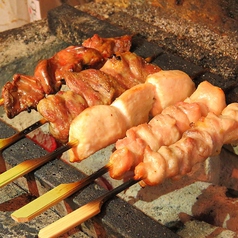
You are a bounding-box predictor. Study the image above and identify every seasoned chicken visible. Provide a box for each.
[82,34,132,58]
[68,70,195,162]
[37,91,88,143]
[69,83,155,162]
[1,35,132,118]
[63,69,126,107]
[109,81,226,179]
[2,74,45,119]
[100,52,161,89]
[134,102,238,186]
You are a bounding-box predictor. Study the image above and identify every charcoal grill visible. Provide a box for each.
[0,2,238,237]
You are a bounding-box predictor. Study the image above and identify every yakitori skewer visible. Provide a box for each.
[0,140,78,188]
[11,164,110,222]
[1,34,133,119]
[0,82,148,187]
[37,101,238,238]
[38,178,138,238]
[0,82,152,188]
[0,52,161,144]
[0,70,194,188]
[0,118,47,151]
[37,103,238,237]
[10,80,224,223]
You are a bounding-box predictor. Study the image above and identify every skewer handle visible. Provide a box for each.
[0,141,77,188]
[11,164,110,222]
[0,118,47,151]
[38,179,138,238]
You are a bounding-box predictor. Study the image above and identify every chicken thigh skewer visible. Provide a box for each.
[0,34,132,119]
[134,102,238,186]
[37,102,238,238]
[38,90,236,238]
[0,70,195,189]
[0,47,105,119]
[109,81,226,179]
[0,52,161,149]
[15,78,220,222]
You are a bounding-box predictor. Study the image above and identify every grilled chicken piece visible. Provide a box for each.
[184,79,226,116]
[69,83,155,162]
[37,54,162,142]
[68,70,195,162]
[63,69,126,107]
[1,74,45,119]
[50,46,105,81]
[109,81,226,179]
[82,34,132,58]
[34,59,61,95]
[37,91,88,143]
[220,103,238,145]
[100,51,161,89]
[134,102,238,187]
[146,70,196,116]
[34,46,106,95]
[38,68,128,142]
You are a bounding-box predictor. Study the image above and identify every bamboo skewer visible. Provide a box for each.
[0,140,78,188]
[0,118,48,151]
[38,178,139,238]
[11,164,111,222]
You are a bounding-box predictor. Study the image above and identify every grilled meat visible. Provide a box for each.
[37,91,88,143]
[2,74,45,119]
[69,83,155,162]
[37,53,161,142]
[1,35,133,119]
[82,34,132,58]
[63,69,126,107]
[100,51,161,89]
[68,70,195,162]
[109,81,226,179]
[134,102,237,187]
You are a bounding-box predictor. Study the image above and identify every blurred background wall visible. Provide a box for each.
[0,0,88,32]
